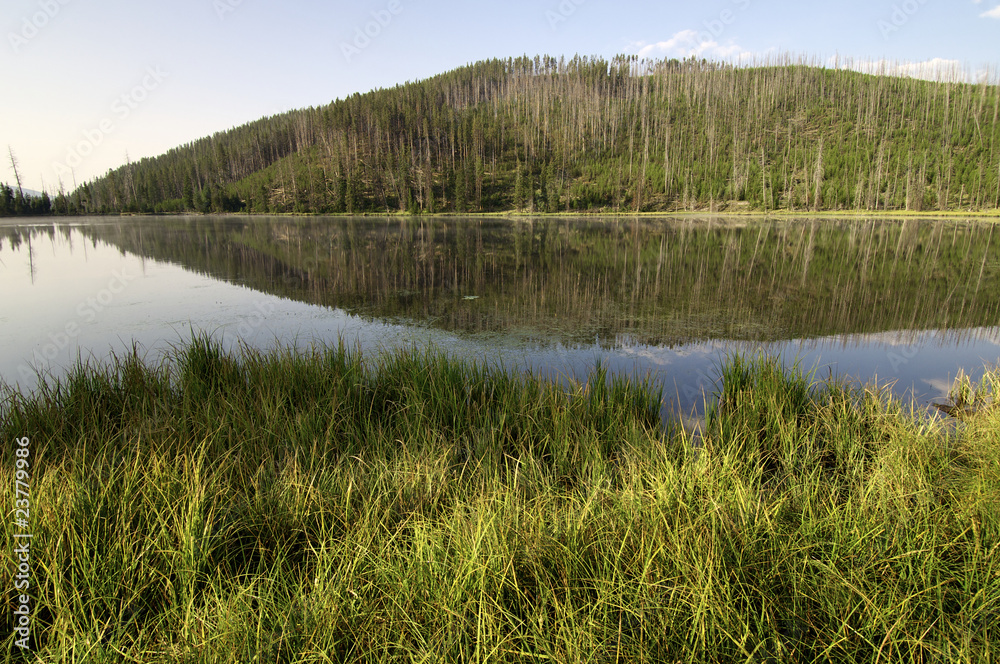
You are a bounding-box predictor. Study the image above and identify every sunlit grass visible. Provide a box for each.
[1,336,998,662]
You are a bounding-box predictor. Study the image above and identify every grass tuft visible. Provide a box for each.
[2,339,998,662]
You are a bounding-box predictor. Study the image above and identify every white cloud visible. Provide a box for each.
[629,29,753,62]
[981,4,1000,17]
[889,58,967,81]
[626,37,982,84]
[827,56,970,82]
[922,377,956,400]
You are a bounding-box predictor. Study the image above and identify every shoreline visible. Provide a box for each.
[4,207,1000,222]
[1,340,997,660]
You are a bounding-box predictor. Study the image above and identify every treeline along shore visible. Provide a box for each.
[6,55,1000,217]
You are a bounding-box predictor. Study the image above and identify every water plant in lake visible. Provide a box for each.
[933,367,1000,420]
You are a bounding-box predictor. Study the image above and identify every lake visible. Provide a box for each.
[2,215,999,426]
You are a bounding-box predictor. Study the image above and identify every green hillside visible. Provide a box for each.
[44,55,1000,215]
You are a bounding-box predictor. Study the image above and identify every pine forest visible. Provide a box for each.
[8,55,1000,216]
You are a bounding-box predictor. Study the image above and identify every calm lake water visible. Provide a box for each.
[2,215,999,425]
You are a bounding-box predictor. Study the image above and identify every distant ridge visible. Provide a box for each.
[0,185,46,198]
[55,54,1000,215]
[0,183,51,216]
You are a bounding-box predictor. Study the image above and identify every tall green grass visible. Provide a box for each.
[1,338,997,662]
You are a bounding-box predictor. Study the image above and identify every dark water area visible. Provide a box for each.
[2,215,998,426]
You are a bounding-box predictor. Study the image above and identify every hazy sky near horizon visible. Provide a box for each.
[1,0,998,193]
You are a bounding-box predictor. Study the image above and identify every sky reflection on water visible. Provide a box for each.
[2,217,998,426]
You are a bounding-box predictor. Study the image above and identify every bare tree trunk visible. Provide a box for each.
[7,146,23,197]
[813,138,823,212]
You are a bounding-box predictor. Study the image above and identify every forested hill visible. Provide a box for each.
[57,55,1000,215]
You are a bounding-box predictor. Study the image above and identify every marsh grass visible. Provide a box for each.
[1,337,998,662]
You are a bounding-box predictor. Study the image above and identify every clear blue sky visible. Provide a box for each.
[2,0,998,193]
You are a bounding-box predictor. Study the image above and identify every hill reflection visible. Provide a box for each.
[42,215,998,347]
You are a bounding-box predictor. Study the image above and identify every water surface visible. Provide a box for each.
[2,215,998,423]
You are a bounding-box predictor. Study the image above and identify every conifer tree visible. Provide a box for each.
[67,55,1000,215]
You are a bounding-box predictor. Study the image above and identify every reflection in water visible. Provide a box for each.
[65,215,1000,345]
[2,216,999,421]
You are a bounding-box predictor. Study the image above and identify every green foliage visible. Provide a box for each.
[2,342,998,661]
[63,55,1000,215]
[0,182,52,216]
[707,353,818,467]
